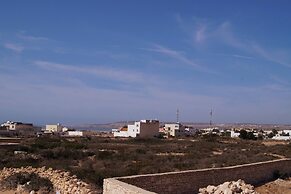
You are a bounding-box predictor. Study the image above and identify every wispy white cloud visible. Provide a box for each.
[3,43,24,53]
[177,16,291,69]
[17,33,49,41]
[216,53,254,60]
[231,54,253,59]
[175,13,209,44]
[212,22,291,68]
[34,60,146,84]
[269,75,291,87]
[251,44,291,68]
[144,44,218,74]
[195,25,206,43]
[214,22,248,50]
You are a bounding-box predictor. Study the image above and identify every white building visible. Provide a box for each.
[272,136,291,141]
[164,123,186,137]
[113,120,159,138]
[230,130,240,138]
[112,126,130,137]
[282,129,291,136]
[67,131,83,137]
[62,127,69,132]
[45,123,63,133]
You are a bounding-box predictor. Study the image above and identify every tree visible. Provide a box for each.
[239,130,257,140]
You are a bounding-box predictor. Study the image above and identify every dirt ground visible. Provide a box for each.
[255,178,291,194]
[261,141,288,146]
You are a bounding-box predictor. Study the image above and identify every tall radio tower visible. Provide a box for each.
[176,108,179,123]
[210,108,213,126]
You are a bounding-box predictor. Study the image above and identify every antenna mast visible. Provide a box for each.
[176,108,179,123]
[210,108,213,126]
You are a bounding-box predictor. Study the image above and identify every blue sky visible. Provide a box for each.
[1,1,291,124]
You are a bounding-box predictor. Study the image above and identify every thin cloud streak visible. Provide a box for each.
[232,54,253,60]
[144,44,218,74]
[3,43,24,53]
[185,18,291,69]
[212,21,291,68]
[17,33,50,41]
[34,60,147,84]
[251,44,291,68]
[216,53,254,60]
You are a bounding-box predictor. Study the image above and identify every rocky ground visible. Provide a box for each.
[255,178,291,194]
[199,178,291,194]
[0,166,95,194]
[199,179,258,194]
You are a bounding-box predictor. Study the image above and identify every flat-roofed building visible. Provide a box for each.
[113,120,159,138]
[164,123,185,137]
[45,123,63,133]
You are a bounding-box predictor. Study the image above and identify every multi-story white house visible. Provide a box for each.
[45,123,63,133]
[164,123,186,137]
[113,120,159,138]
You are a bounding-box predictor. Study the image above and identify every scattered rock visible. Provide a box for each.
[0,166,95,194]
[199,179,258,194]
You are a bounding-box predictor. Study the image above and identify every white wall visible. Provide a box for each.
[67,131,83,136]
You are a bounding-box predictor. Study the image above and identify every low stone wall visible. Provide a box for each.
[103,159,291,194]
[0,166,94,194]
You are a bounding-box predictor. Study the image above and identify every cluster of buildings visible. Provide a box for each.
[0,121,36,136]
[0,121,83,137]
[2,119,291,141]
[1,121,34,131]
[112,120,197,138]
[112,119,291,141]
[206,127,291,141]
[42,123,83,137]
[265,129,291,140]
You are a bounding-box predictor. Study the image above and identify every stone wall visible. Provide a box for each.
[0,166,94,194]
[103,159,291,194]
[103,178,155,194]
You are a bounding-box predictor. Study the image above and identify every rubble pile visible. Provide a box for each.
[199,179,258,194]
[0,166,94,194]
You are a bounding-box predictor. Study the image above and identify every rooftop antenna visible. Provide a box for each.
[210,108,213,126]
[176,108,179,123]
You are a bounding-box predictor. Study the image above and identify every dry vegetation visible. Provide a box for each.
[1,135,291,190]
